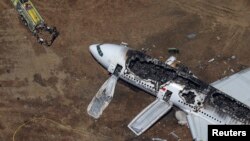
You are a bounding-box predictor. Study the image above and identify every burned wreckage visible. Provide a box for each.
[87,43,250,140]
[126,50,250,123]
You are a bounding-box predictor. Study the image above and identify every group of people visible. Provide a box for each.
[34,23,59,47]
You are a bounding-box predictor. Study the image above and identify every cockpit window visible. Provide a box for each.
[97,44,103,57]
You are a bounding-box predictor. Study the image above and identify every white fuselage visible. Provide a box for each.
[89,43,246,126]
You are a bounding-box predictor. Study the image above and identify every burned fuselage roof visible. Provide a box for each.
[126,50,207,90]
[207,91,250,122]
[126,50,177,86]
[125,50,250,123]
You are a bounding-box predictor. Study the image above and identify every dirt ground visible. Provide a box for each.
[1,0,250,141]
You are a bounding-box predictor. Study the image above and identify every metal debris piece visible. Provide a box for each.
[152,137,167,141]
[142,48,151,52]
[165,56,176,65]
[216,36,221,40]
[208,58,215,63]
[121,42,128,46]
[168,48,179,54]
[187,33,197,39]
[231,55,236,60]
[169,131,180,141]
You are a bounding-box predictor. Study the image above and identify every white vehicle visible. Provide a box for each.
[87,43,250,141]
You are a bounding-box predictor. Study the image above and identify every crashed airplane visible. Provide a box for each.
[87,43,250,141]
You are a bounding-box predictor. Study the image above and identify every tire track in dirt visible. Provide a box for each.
[172,0,250,27]
[223,26,245,50]
[171,0,249,52]
[0,0,11,10]
[12,118,111,141]
[0,9,31,54]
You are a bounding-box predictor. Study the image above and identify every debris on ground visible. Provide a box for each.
[196,61,207,70]
[208,58,215,63]
[141,47,151,52]
[216,36,221,40]
[231,55,236,60]
[227,55,236,61]
[121,42,128,46]
[169,131,181,141]
[168,48,179,54]
[152,137,167,141]
[187,33,197,39]
[165,56,177,65]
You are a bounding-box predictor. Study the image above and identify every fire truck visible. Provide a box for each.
[11,0,59,46]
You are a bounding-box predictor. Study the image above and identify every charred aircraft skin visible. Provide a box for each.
[126,50,177,87]
[125,50,250,124]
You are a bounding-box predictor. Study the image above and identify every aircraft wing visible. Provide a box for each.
[211,68,250,107]
[187,114,213,141]
[186,68,250,141]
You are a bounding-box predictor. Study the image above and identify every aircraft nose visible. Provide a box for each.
[89,44,98,58]
[89,43,128,69]
[89,44,110,68]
